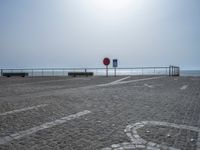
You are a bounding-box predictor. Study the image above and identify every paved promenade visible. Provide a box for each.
[0,76,200,150]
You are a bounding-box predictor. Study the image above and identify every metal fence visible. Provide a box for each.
[0,66,180,77]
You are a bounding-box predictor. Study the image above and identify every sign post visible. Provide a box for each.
[113,59,118,77]
[103,57,110,77]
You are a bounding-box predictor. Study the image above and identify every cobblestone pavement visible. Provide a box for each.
[0,76,200,150]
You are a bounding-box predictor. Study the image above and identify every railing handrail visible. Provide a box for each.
[0,66,180,77]
[0,66,170,70]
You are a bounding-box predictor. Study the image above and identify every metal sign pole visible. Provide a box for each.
[103,57,110,77]
[113,59,118,77]
[106,65,108,77]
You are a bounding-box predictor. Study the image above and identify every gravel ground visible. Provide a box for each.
[0,76,199,150]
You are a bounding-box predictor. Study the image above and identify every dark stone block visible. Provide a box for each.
[68,72,93,77]
[3,72,28,77]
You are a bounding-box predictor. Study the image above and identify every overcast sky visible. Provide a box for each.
[0,0,200,69]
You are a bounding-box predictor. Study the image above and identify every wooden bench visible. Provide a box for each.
[3,72,28,77]
[68,72,93,77]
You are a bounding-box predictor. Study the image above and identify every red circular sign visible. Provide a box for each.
[103,57,110,66]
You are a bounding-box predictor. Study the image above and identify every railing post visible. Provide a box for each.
[85,69,87,77]
[171,66,173,76]
[0,69,3,76]
[169,66,171,76]
[168,66,180,77]
[142,67,143,76]
[31,69,33,77]
[95,68,97,76]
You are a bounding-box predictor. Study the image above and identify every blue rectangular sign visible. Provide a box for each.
[113,59,118,68]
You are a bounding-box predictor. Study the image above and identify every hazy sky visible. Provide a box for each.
[0,0,200,69]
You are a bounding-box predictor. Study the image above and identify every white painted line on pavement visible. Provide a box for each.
[0,104,48,116]
[110,76,130,84]
[198,133,200,150]
[95,76,131,87]
[102,121,200,150]
[0,110,91,145]
[144,84,163,88]
[118,76,163,85]
[96,76,163,87]
[144,84,153,88]
[180,85,188,90]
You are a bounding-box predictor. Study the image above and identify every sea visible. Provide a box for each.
[180,70,200,77]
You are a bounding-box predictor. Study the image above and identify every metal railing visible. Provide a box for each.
[0,66,180,77]
[169,66,180,76]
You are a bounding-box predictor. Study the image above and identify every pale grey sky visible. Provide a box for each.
[0,0,200,69]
